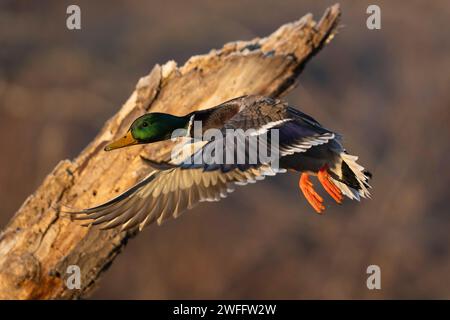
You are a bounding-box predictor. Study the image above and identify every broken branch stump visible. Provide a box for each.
[0,5,340,299]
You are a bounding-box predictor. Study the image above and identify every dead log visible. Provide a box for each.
[0,4,340,299]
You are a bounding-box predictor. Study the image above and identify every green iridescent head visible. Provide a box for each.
[104,113,190,151]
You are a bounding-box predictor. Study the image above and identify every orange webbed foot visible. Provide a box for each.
[299,173,325,214]
[318,165,343,204]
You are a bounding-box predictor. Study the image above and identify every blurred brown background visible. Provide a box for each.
[1,0,449,299]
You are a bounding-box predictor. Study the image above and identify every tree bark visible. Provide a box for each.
[0,5,340,299]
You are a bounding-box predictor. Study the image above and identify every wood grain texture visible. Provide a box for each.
[0,5,340,299]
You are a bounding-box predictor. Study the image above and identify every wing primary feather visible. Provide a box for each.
[120,196,155,231]
[98,193,149,229]
[63,171,159,215]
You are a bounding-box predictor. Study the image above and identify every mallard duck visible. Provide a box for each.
[67,95,371,231]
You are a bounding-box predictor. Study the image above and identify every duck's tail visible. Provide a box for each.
[329,152,372,201]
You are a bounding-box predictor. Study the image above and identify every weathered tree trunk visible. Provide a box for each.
[0,5,340,299]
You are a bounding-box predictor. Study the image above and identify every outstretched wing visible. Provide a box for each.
[65,164,283,231]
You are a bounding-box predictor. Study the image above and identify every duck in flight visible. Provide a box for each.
[66,95,371,231]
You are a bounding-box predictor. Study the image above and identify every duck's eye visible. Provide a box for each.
[142,122,148,127]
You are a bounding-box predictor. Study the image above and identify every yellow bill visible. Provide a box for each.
[104,131,138,151]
